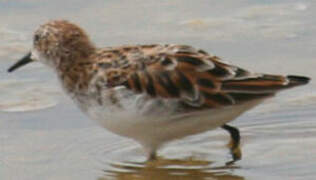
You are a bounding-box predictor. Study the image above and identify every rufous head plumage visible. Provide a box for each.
[8,20,95,72]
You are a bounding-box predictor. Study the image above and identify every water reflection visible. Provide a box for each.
[100,158,243,180]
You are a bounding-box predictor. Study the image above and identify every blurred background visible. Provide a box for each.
[0,0,315,179]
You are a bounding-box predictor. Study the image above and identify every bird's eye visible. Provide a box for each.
[34,34,40,42]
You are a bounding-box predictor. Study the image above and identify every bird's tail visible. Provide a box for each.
[286,75,310,87]
[222,74,310,94]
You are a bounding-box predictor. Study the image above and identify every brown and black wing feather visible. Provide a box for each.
[105,44,310,108]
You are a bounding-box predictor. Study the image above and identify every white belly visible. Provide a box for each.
[73,87,263,151]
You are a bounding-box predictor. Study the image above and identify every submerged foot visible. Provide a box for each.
[147,151,157,161]
[222,124,242,165]
[226,144,242,165]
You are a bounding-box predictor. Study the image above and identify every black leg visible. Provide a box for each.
[221,124,241,164]
[148,151,157,161]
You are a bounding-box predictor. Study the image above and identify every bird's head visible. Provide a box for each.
[8,20,95,72]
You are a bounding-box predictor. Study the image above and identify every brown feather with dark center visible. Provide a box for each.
[79,44,309,109]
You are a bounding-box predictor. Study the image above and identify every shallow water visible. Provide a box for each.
[1,0,316,179]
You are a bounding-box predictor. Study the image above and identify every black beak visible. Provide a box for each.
[8,52,33,73]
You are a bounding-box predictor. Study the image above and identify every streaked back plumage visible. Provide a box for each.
[81,44,310,110]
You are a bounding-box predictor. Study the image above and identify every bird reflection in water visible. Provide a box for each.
[99,157,244,180]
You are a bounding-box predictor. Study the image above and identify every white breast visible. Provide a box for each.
[72,85,263,152]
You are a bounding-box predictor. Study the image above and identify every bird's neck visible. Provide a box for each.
[55,54,96,95]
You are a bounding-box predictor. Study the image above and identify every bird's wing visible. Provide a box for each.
[101,44,309,108]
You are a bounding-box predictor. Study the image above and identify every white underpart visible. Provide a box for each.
[71,83,264,155]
